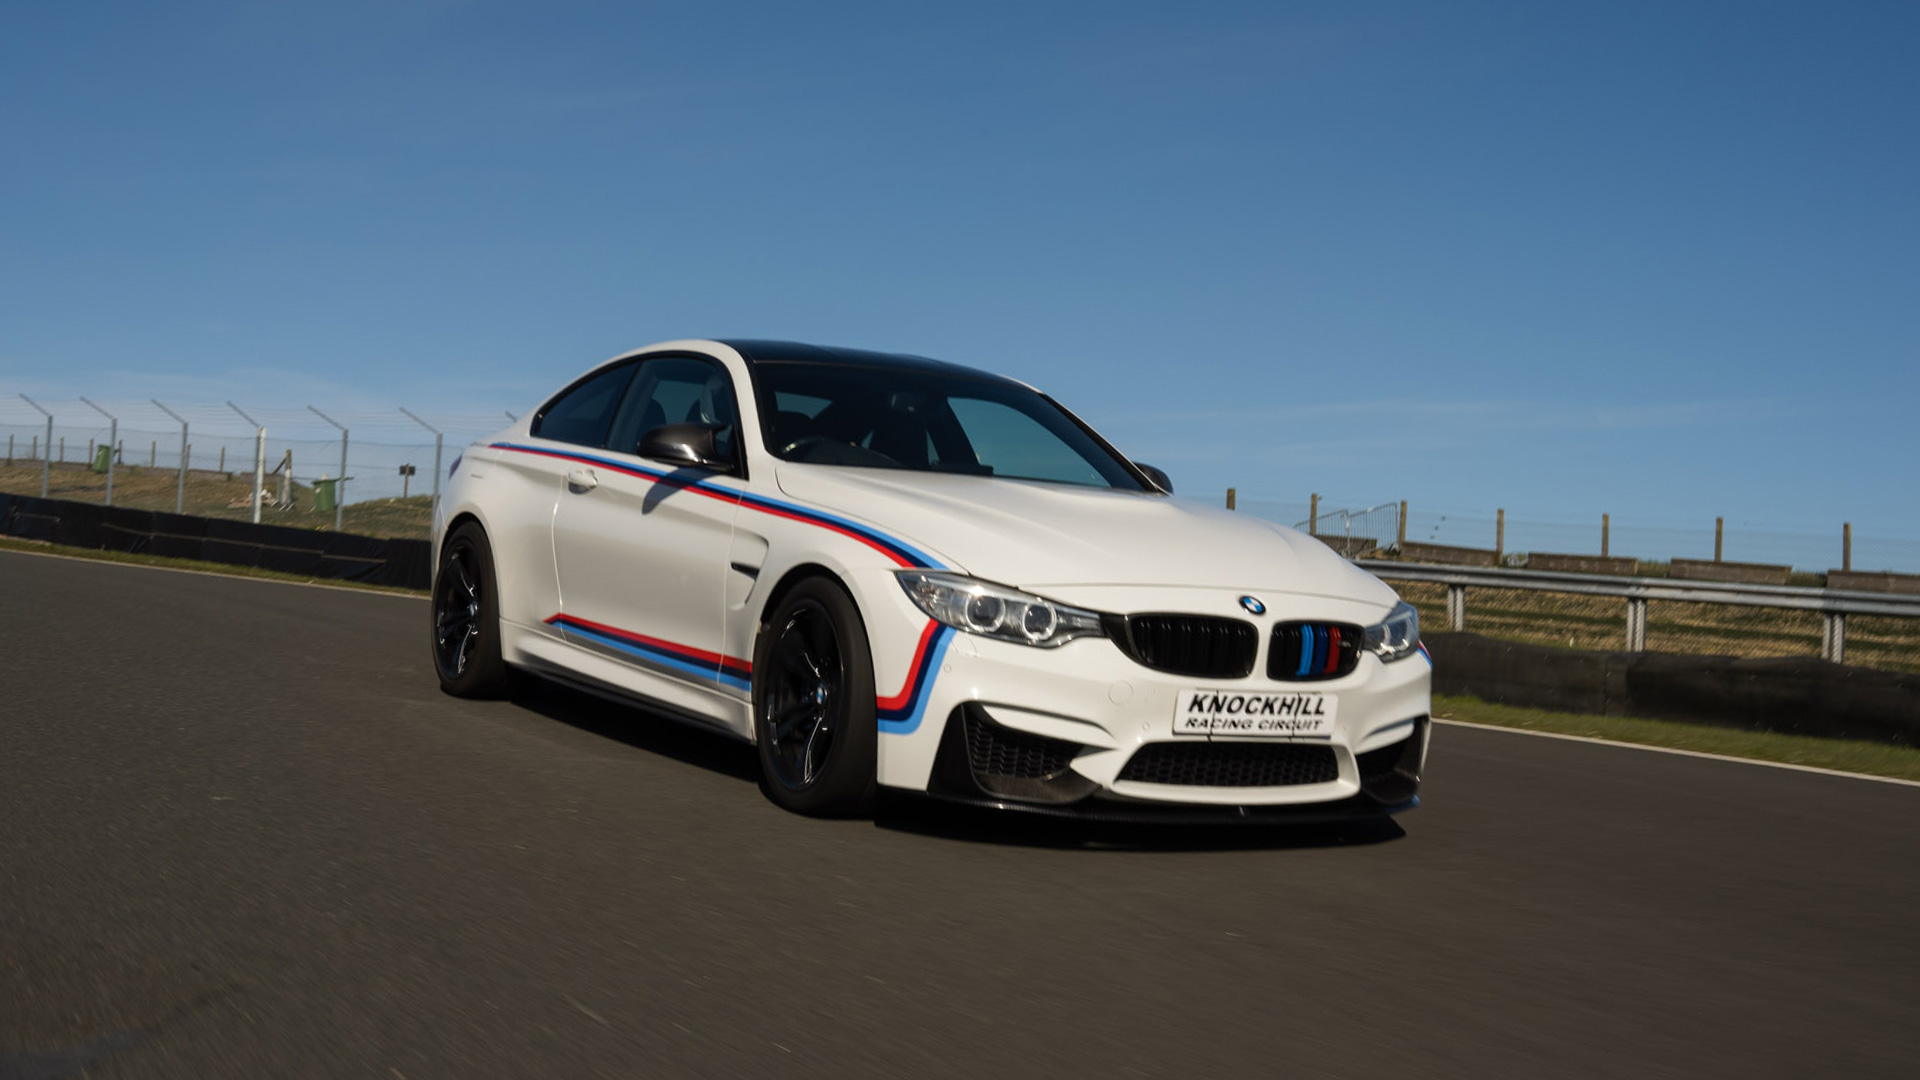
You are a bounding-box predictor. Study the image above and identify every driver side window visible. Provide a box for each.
[606,356,740,461]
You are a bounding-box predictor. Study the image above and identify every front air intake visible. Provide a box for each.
[1117,741,1339,787]
[929,705,1098,805]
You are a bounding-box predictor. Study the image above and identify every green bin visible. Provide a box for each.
[90,444,111,473]
[314,478,338,513]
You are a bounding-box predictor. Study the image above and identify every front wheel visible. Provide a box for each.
[752,578,879,816]
[431,522,513,698]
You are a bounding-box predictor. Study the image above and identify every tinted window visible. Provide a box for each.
[533,363,636,447]
[948,397,1109,487]
[607,356,741,460]
[754,363,1141,490]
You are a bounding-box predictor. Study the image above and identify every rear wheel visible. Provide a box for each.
[432,522,512,698]
[753,578,878,816]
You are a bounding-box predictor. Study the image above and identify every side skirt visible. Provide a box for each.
[509,629,754,741]
[516,657,754,744]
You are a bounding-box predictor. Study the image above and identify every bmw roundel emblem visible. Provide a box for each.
[1239,595,1266,615]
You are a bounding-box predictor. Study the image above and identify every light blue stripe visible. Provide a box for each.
[566,623,722,685]
[1296,626,1316,677]
[733,489,945,569]
[494,441,944,569]
[877,629,954,736]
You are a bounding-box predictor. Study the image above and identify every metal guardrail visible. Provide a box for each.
[1356,560,1920,663]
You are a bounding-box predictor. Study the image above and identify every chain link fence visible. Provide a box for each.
[1234,491,1920,577]
[1228,490,1920,677]
[0,397,516,538]
[6,400,1918,673]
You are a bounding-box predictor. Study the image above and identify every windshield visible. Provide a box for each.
[752,362,1144,490]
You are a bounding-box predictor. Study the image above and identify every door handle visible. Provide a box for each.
[565,469,599,492]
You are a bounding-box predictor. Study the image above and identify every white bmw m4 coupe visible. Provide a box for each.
[431,340,1430,821]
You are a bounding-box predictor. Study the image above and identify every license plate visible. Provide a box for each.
[1173,689,1337,738]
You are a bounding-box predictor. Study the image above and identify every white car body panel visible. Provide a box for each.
[434,339,1432,817]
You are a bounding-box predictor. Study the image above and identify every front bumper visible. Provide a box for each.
[870,581,1433,813]
[921,706,1426,823]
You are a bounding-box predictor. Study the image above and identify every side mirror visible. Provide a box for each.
[638,423,732,471]
[1134,462,1172,493]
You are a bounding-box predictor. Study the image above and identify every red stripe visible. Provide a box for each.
[733,500,917,568]
[511,445,742,510]
[548,613,753,674]
[1323,626,1341,674]
[875,619,940,712]
[497,443,915,568]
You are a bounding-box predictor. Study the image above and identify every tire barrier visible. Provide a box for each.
[0,493,430,590]
[1425,631,1920,747]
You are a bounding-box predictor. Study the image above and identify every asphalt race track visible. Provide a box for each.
[3,549,1917,1079]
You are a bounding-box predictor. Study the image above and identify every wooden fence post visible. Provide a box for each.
[1397,500,1407,549]
[1225,487,1235,511]
[1715,517,1724,562]
[1843,523,1852,572]
[1602,513,1610,557]
[1496,508,1505,560]
[1310,493,1319,534]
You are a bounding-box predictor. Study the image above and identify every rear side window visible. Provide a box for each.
[532,363,637,447]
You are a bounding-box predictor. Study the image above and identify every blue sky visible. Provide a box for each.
[1,1,1915,563]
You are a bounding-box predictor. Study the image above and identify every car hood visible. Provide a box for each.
[774,465,1399,606]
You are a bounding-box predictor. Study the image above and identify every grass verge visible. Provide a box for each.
[1434,693,1920,783]
[0,536,425,596]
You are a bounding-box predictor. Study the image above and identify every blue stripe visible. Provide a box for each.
[492,441,944,570]
[1296,626,1316,678]
[562,622,752,693]
[877,627,954,735]
[733,488,945,570]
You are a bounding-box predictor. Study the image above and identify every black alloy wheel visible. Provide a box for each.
[753,578,879,815]
[431,522,512,697]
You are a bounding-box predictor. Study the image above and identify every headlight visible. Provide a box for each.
[1363,600,1421,663]
[896,571,1105,648]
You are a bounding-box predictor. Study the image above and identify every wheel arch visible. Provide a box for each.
[434,509,487,583]
[755,561,856,640]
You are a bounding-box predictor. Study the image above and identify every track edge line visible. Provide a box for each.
[0,544,426,600]
[1433,717,1920,788]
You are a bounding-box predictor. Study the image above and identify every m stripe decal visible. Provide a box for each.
[876,621,953,735]
[548,611,949,728]
[490,442,942,569]
[546,614,753,690]
[501,441,951,723]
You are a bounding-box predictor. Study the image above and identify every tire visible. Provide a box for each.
[431,522,513,698]
[752,577,879,816]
